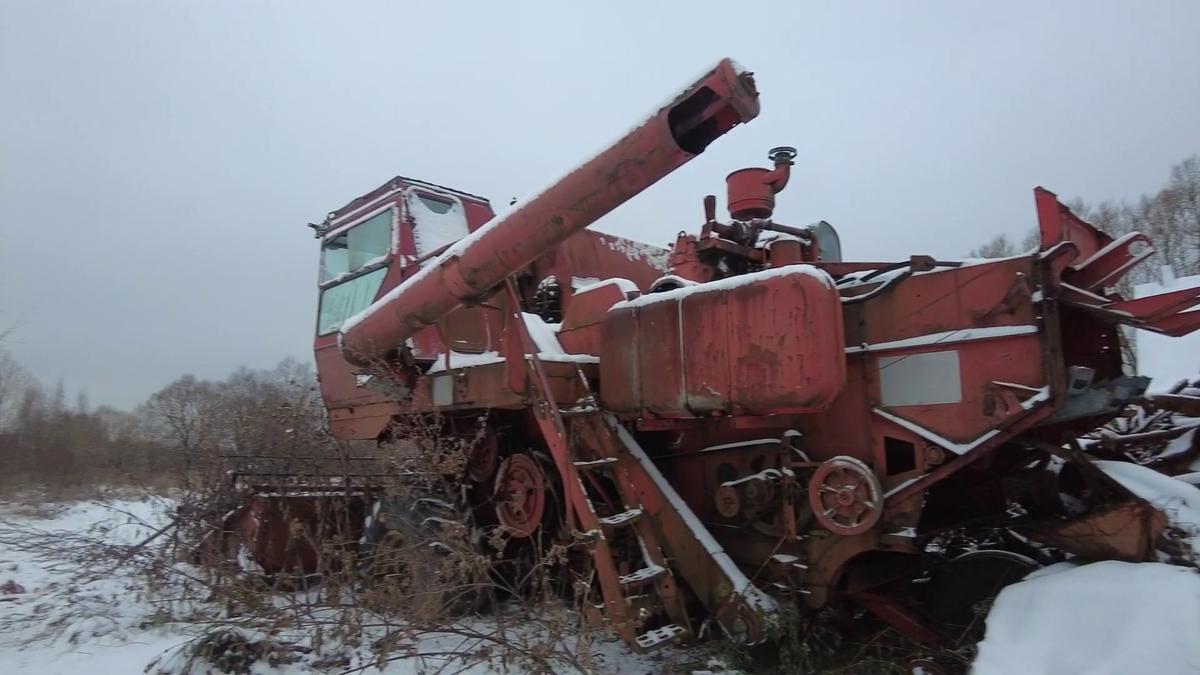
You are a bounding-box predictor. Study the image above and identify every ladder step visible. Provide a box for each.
[636,624,687,651]
[573,457,619,469]
[560,405,599,415]
[620,564,667,588]
[599,507,643,531]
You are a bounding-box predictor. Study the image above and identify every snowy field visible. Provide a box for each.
[0,494,670,674]
[7,482,1200,675]
[0,495,188,674]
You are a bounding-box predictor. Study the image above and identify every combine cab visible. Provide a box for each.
[231,58,1200,652]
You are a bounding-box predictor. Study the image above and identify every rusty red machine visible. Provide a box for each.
[252,59,1200,650]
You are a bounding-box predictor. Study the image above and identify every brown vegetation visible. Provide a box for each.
[0,353,325,497]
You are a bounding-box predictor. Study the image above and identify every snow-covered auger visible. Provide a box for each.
[226,58,1200,652]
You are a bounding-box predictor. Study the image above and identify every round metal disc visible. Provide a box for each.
[808,456,883,536]
[493,453,546,538]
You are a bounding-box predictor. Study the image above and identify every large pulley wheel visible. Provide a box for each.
[809,456,883,536]
[494,453,546,539]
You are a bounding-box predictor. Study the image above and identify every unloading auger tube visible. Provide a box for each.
[338,58,760,365]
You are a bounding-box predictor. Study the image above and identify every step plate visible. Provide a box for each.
[636,623,686,651]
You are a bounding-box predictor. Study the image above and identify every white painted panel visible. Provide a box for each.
[431,375,454,406]
[878,350,962,406]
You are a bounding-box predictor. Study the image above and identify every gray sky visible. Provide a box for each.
[2,0,1198,409]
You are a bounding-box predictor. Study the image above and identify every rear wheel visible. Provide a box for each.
[922,549,1038,647]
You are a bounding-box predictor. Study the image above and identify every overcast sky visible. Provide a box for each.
[2,0,1198,409]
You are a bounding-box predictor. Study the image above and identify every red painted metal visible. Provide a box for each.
[725,148,794,220]
[254,58,1200,655]
[493,453,546,538]
[599,267,845,418]
[340,58,759,364]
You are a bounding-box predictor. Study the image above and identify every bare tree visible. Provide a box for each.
[143,375,223,487]
[967,229,1039,258]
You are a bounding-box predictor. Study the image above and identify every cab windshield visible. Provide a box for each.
[317,210,393,335]
[317,267,386,335]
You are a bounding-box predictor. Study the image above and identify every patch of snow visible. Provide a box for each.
[424,350,505,373]
[1094,460,1200,558]
[522,313,563,355]
[874,386,1049,456]
[599,234,671,272]
[1135,269,1200,390]
[649,274,699,291]
[699,438,781,453]
[570,276,601,290]
[573,277,639,297]
[836,266,910,289]
[1075,231,1154,271]
[844,325,1039,355]
[974,561,1200,675]
[404,186,471,257]
[1162,428,1198,459]
[613,265,835,311]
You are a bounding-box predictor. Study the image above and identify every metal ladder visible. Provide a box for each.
[526,378,692,648]
[504,279,774,649]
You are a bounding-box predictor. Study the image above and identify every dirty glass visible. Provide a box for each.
[317,267,387,335]
[320,209,392,283]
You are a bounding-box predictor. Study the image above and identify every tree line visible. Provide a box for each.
[0,352,329,495]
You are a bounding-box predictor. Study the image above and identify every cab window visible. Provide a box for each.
[317,267,387,335]
[321,209,392,283]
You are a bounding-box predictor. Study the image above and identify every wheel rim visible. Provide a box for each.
[925,549,1039,646]
[494,453,546,538]
[809,456,883,535]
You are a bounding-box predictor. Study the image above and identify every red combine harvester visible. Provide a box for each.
[234,59,1200,651]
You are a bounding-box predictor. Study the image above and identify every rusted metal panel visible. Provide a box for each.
[327,402,402,440]
[681,290,732,412]
[557,278,635,355]
[639,296,688,415]
[598,306,641,414]
[727,270,845,413]
[604,267,845,419]
[1023,499,1167,562]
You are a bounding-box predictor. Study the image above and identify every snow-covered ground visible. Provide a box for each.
[974,561,1200,675]
[974,464,1200,675]
[0,493,671,674]
[0,494,189,674]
